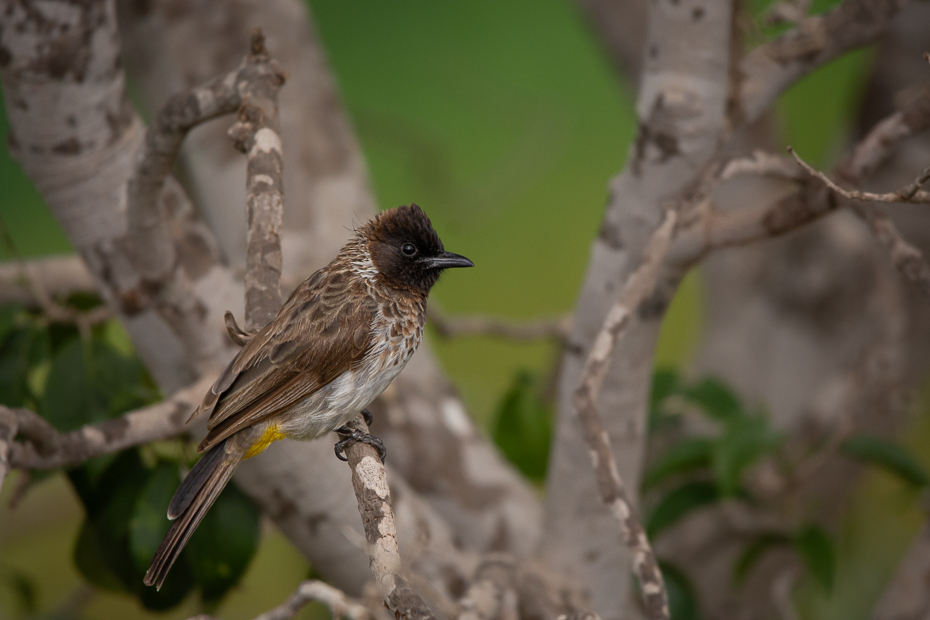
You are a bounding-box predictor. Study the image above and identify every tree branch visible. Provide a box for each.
[188,579,370,620]
[788,146,930,204]
[738,0,908,124]
[342,415,437,619]
[0,407,16,494]
[573,210,677,620]
[788,145,930,295]
[4,378,211,471]
[0,255,96,307]
[227,29,287,331]
[428,305,571,343]
[126,53,246,282]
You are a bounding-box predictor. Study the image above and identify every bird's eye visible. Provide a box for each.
[401,243,417,256]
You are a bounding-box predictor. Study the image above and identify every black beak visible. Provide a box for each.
[422,251,474,270]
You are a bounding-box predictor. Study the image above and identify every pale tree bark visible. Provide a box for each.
[569,1,925,619]
[559,0,918,618]
[542,2,734,617]
[0,0,495,603]
[116,0,544,565]
[871,522,930,620]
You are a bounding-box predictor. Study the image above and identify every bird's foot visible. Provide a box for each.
[334,426,386,463]
[361,408,373,426]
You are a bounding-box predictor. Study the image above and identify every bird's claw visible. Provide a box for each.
[361,408,373,427]
[333,426,386,463]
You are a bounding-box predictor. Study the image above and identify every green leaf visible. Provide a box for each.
[0,303,21,345]
[646,481,719,538]
[491,370,552,480]
[840,435,930,487]
[41,337,92,432]
[682,378,743,423]
[793,524,835,592]
[186,482,261,604]
[651,369,681,409]
[71,452,192,609]
[642,438,714,492]
[649,369,683,432]
[0,324,42,407]
[41,335,159,432]
[658,561,701,620]
[129,463,182,574]
[732,532,791,585]
[73,519,125,592]
[712,417,782,496]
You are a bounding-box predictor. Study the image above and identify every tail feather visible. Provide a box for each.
[167,442,226,519]
[144,441,239,590]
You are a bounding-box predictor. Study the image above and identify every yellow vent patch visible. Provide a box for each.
[244,425,286,459]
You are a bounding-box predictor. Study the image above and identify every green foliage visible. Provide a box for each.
[659,562,702,620]
[642,438,714,492]
[793,524,836,592]
[682,378,744,424]
[645,369,783,499]
[732,533,791,585]
[645,370,835,605]
[712,417,783,497]
[840,435,930,487]
[491,370,553,481]
[0,303,262,611]
[646,481,719,538]
[129,464,184,575]
[186,483,261,605]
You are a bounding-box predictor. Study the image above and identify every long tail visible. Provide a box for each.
[143,439,241,590]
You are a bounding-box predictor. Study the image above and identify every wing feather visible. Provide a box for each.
[193,267,378,452]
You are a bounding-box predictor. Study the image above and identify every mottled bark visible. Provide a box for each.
[542,2,734,617]
[573,212,677,620]
[117,0,544,565]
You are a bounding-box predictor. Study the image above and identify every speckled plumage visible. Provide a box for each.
[194,232,428,452]
[144,205,472,591]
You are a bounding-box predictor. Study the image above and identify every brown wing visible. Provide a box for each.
[193,267,377,452]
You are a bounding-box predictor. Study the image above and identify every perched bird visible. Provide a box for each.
[144,204,473,590]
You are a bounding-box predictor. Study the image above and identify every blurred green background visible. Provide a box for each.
[1,1,922,619]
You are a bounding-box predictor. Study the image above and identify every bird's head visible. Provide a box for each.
[362,204,473,294]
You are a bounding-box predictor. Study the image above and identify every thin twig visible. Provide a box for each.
[671,91,930,265]
[5,378,211,470]
[0,221,109,329]
[0,407,17,494]
[228,29,287,332]
[0,255,96,307]
[428,305,571,343]
[573,210,677,620]
[720,151,803,182]
[789,145,930,295]
[252,580,370,620]
[122,27,288,371]
[224,310,255,346]
[126,38,269,281]
[342,415,437,619]
[788,147,930,204]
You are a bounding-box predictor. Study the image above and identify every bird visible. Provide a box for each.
[143,204,473,590]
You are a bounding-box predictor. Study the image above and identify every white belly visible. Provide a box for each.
[275,320,418,439]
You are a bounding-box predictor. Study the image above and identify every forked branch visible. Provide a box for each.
[3,378,212,473]
[573,210,677,620]
[188,579,370,620]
